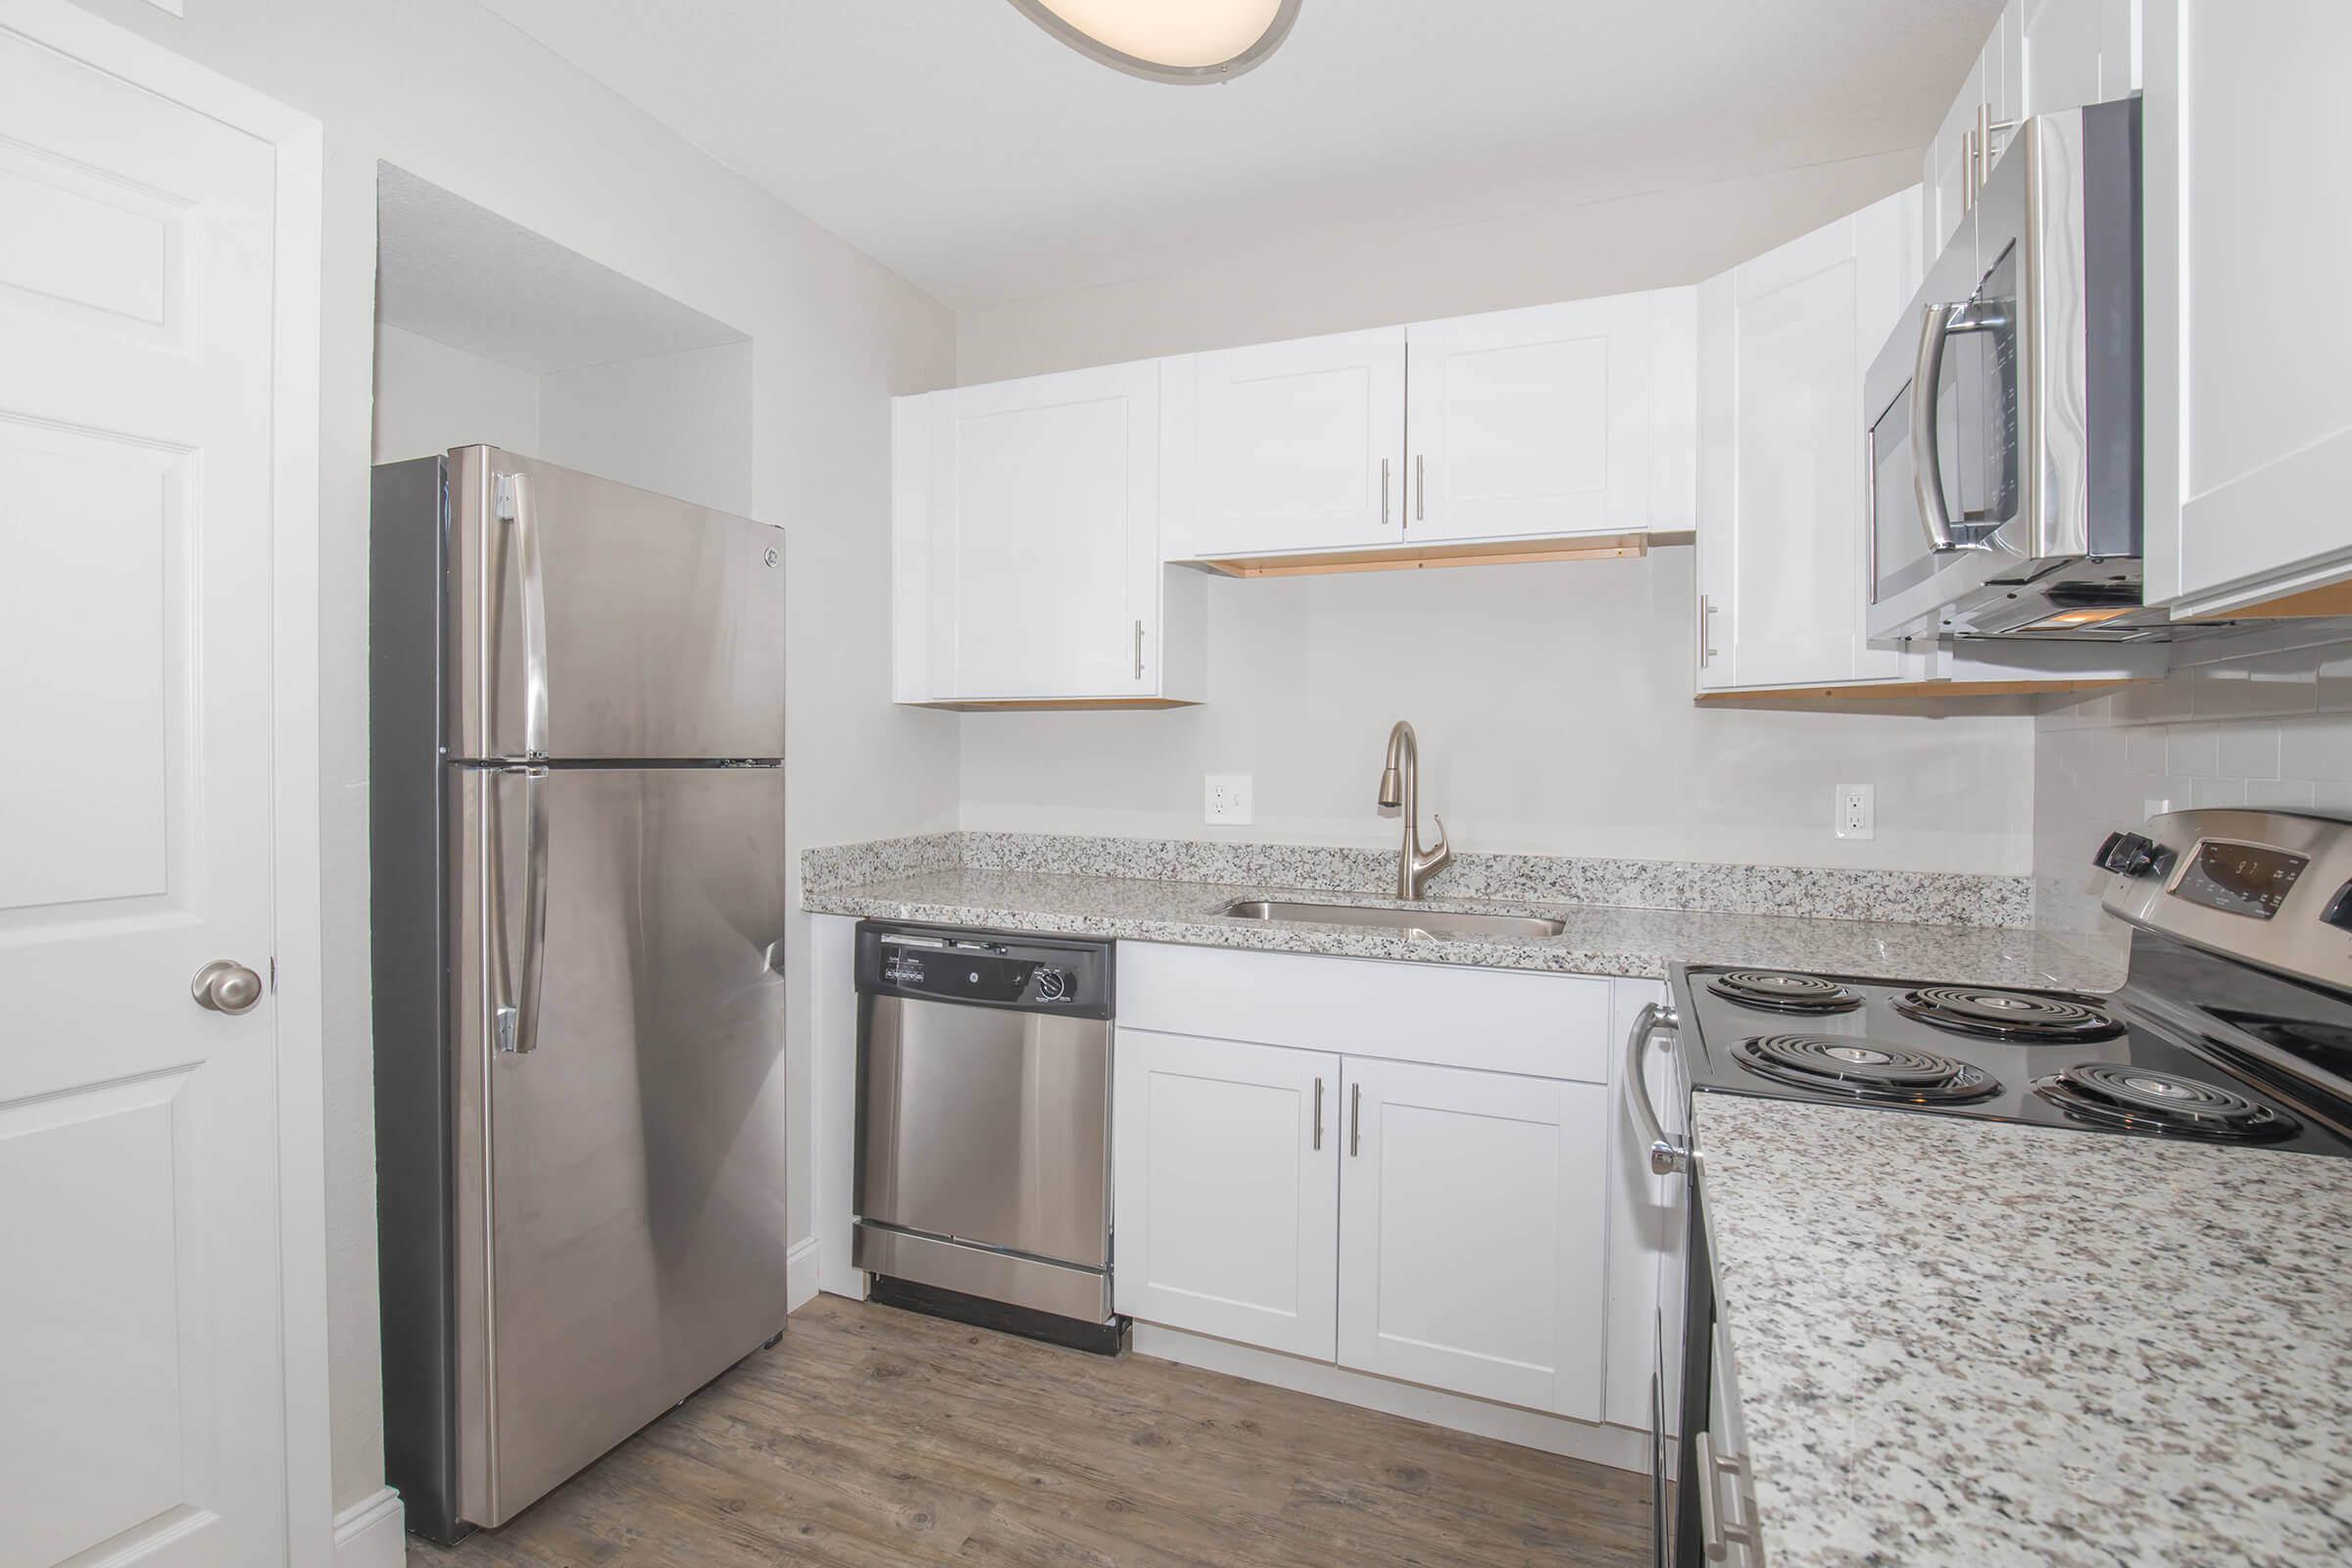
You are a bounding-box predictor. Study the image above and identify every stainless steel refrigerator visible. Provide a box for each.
[368,446,790,1544]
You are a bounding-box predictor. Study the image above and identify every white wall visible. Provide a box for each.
[953,150,2038,875]
[540,339,754,515]
[961,549,2035,872]
[370,322,541,461]
[77,0,958,1515]
[2035,627,2352,950]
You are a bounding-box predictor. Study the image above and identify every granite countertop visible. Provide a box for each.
[1695,1096,2352,1568]
[801,866,2120,989]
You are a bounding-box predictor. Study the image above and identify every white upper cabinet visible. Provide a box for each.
[1925,50,1987,258]
[1173,327,1406,558]
[892,363,1203,707]
[2022,0,2141,115]
[1404,290,1694,544]
[1161,293,1696,562]
[1928,0,2141,261]
[2145,0,2352,616]
[1696,188,1923,693]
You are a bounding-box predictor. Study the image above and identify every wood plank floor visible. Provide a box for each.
[408,1295,1649,1567]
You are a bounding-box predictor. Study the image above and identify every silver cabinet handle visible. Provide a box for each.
[1627,1002,1688,1175]
[1962,127,1978,215]
[1133,618,1145,681]
[1379,458,1391,526]
[1414,454,1425,523]
[1699,594,1720,665]
[495,472,550,760]
[493,764,551,1054]
[1349,1081,1362,1156]
[1312,1076,1324,1151]
[191,959,265,1015]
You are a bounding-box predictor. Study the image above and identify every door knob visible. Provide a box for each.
[191,959,265,1015]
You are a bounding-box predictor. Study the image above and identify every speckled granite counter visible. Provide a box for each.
[801,866,2119,989]
[1695,1096,2352,1568]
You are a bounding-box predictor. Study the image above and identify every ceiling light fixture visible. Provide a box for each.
[1004,0,1303,84]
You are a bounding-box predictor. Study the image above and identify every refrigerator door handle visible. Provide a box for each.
[495,471,551,760]
[493,764,551,1055]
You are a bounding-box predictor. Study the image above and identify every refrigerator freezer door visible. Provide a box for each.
[448,446,786,761]
[448,763,790,1528]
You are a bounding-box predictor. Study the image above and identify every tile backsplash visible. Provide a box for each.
[2034,625,2352,945]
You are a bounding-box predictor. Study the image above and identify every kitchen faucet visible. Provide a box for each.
[1377,719,1452,900]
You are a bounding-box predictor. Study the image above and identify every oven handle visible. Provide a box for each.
[1627,1002,1689,1176]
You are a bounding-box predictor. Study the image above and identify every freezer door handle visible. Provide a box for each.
[496,471,551,760]
[494,764,551,1054]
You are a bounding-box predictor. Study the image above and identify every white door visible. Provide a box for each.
[0,17,288,1568]
[1111,1029,1340,1359]
[1405,293,1659,543]
[1185,327,1405,557]
[1336,1058,1608,1419]
[936,362,1159,700]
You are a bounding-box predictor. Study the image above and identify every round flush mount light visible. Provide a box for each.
[1004,0,1303,84]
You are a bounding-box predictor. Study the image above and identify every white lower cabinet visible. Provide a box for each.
[1336,1058,1608,1420]
[1112,943,1637,1428]
[1111,1029,1340,1360]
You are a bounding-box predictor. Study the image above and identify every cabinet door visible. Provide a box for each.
[2148,1,2352,615]
[1404,293,1661,543]
[1698,189,1917,691]
[1112,1029,1340,1359]
[2021,0,2139,115]
[934,363,1158,700]
[1336,1059,1607,1419]
[1925,53,1984,258]
[1187,327,1405,557]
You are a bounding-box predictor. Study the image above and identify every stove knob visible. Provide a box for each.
[2094,831,2165,878]
[2322,881,2352,934]
[1033,966,1069,1002]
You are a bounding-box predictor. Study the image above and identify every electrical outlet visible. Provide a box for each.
[1836,784,1876,841]
[1204,773,1253,827]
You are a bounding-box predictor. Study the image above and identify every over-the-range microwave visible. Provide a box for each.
[1866,97,2153,643]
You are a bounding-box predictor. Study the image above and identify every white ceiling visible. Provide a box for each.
[376,165,745,373]
[477,0,2000,312]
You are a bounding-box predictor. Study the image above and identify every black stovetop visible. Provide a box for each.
[1671,931,2352,1158]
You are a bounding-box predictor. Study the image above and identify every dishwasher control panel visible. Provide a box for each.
[855,922,1112,1019]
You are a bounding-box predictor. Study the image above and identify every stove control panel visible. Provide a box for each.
[2102,808,2352,988]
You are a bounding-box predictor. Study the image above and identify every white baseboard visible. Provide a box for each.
[786,1235,821,1311]
[1131,1323,1649,1475]
[332,1488,404,1568]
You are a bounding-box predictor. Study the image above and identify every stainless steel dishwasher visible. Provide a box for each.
[852,921,1123,1352]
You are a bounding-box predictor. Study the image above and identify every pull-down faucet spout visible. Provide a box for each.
[1377,720,1452,900]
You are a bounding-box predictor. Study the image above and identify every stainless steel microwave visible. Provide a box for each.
[1867,97,2147,642]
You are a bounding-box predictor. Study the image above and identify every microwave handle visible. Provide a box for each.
[1909,302,1962,553]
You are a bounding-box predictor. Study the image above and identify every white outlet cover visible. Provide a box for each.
[1836,783,1876,841]
[1203,773,1253,827]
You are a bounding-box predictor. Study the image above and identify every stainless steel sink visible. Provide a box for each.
[1218,899,1566,940]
